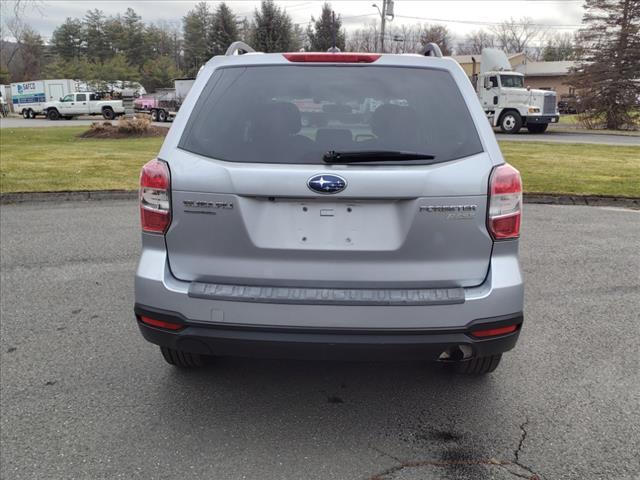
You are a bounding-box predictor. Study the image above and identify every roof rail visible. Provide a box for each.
[225,41,256,56]
[423,43,443,58]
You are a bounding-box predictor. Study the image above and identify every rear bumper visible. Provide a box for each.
[134,238,524,360]
[135,305,522,361]
[526,115,559,124]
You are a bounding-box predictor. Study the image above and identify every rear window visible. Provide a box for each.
[179,65,483,164]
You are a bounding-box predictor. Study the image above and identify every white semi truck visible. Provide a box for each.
[10,79,76,119]
[471,49,559,134]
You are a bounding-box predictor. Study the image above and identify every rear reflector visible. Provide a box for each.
[488,163,522,240]
[140,159,171,234]
[470,324,518,338]
[283,53,381,63]
[139,315,184,331]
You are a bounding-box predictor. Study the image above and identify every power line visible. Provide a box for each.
[394,14,581,28]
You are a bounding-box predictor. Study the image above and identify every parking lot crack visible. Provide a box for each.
[511,417,541,480]
[368,456,513,480]
[368,426,543,480]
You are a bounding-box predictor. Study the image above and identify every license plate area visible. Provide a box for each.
[240,197,409,251]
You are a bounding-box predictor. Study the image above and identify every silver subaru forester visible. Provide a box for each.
[134,43,524,374]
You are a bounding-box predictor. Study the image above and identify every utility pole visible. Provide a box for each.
[372,1,395,53]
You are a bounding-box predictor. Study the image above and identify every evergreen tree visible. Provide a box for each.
[145,22,181,61]
[0,67,10,84]
[84,9,109,62]
[141,55,182,92]
[19,28,44,80]
[183,2,214,76]
[570,0,640,129]
[50,17,85,60]
[121,8,147,68]
[250,0,297,53]
[43,56,95,80]
[104,15,127,55]
[90,53,140,90]
[211,3,239,56]
[307,3,345,51]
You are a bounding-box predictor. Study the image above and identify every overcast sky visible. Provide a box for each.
[4,0,585,44]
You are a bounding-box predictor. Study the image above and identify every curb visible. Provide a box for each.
[523,193,639,209]
[0,190,138,204]
[1,190,638,209]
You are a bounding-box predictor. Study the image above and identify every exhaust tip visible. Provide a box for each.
[438,344,473,362]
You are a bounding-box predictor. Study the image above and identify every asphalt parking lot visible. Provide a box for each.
[1,200,639,480]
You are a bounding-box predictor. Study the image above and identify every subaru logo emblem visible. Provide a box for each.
[307,174,347,194]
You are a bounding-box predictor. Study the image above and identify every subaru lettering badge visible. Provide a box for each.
[307,174,347,194]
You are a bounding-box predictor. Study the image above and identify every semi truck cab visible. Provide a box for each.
[474,49,559,134]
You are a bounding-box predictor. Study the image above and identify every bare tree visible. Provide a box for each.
[456,29,495,55]
[1,0,44,76]
[419,24,453,55]
[490,17,543,54]
[347,22,452,55]
[345,21,379,53]
[541,32,576,61]
[384,24,424,53]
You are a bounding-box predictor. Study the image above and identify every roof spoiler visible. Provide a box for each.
[423,43,443,58]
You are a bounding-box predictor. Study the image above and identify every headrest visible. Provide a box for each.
[370,104,418,137]
[253,101,302,136]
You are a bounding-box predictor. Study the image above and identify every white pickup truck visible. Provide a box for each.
[43,92,125,120]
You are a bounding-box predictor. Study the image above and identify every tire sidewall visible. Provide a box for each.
[158,110,167,122]
[47,109,59,121]
[500,111,522,134]
[102,108,115,120]
[150,110,158,122]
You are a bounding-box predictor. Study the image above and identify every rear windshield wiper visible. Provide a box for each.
[323,150,436,164]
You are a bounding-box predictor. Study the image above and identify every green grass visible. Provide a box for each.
[556,113,640,134]
[1,127,639,197]
[0,126,163,193]
[501,141,640,197]
[557,114,578,125]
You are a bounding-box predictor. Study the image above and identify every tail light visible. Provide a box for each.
[139,315,184,331]
[283,53,381,63]
[470,324,518,338]
[488,163,522,240]
[140,159,171,233]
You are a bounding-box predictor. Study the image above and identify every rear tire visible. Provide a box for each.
[499,111,522,134]
[452,354,502,375]
[150,109,158,122]
[28,109,36,119]
[22,109,29,119]
[47,109,60,121]
[160,346,206,368]
[158,109,167,122]
[102,108,115,120]
[527,124,548,134]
